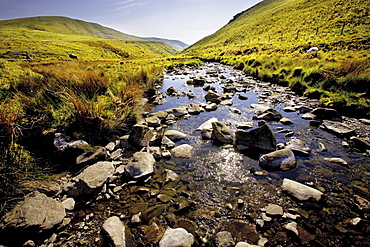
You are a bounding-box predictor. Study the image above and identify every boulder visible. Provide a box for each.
[159,228,194,247]
[164,130,189,141]
[166,86,178,95]
[70,161,116,196]
[196,117,218,131]
[236,122,276,151]
[1,191,65,231]
[259,148,296,171]
[257,108,282,121]
[285,137,311,156]
[129,124,155,147]
[205,91,220,102]
[280,117,294,125]
[102,216,126,247]
[212,122,234,144]
[205,103,218,111]
[145,116,161,127]
[311,108,342,121]
[188,103,202,115]
[282,178,323,201]
[170,144,193,158]
[125,152,156,179]
[321,120,356,137]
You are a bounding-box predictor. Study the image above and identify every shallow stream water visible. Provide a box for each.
[146,63,370,246]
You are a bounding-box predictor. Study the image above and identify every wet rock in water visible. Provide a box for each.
[311,107,342,121]
[265,204,284,216]
[145,116,161,127]
[102,216,126,247]
[125,152,156,179]
[159,228,194,247]
[301,112,316,120]
[129,124,155,147]
[256,108,282,121]
[236,122,276,152]
[188,103,202,115]
[259,148,296,171]
[321,120,356,137]
[284,221,315,244]
[282,178,323,201]
[212,121,234,144]
[205,91,221,103]
[324,157,348,167]
[193,77,207,85]
[69,161,116,196]
[205,103,218,111]
[165,169,180,183]
[142,222,164,242]
[351,137,370,152]
[1,191,66,232]
[282,106,296,112]
[76,147,107,167]
[216,231,235,246]
[285,137,311,156]
[229,107,241,115]
[166,86,178,96]
[220,99,233,106]
[237,122,254,130]
[164,130,189,141]
[318,142,328,152]
[170,144,194,158]
[150,111,168,120]
[169,107,189,118]
[280,117,294,125]
[238,94,248,100]
[196,117,218,131]
[201,129,213,139]
[161,136,176,149]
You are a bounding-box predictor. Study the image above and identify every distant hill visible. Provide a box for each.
[143,37,189,51]
[0,16,187,51]
[185,0,369,55]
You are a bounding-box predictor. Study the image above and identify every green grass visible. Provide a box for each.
[182,0,370,116]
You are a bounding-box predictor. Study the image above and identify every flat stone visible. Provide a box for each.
[159,228,194,247]
[102,216,126,247]
[280,117,294,125]
[282,178,323,201]
[164,130,189,141]
[196,117,218,131]
[285,137,311,156]
[170,144,194,158]
[125,152,156,179]
[321,120,356,136]
[324,157,348,166]
[265,204,284,216]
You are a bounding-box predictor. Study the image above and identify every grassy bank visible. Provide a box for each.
[0,56,201,204]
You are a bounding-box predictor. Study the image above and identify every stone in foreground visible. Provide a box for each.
[2,191,66,231]
[125,152,156,179]
[170,144,194,158]
[102,216,126,247]
[159,228,194,247]
[282,178,323,201]
[259,148,296,171]
[236,122,276,151]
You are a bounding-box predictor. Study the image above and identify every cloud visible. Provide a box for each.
[112,0,148,11]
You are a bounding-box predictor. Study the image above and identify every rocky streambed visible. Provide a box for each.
[1,63,370,247]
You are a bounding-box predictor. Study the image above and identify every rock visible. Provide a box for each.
[188,103,202,115]
[125,152,156,179]
[196,117,218,131]
[350,217,361,226]
[237,122,254,129]
[201,129,212,139]
[53,133,90,152]
[170,107,189,118]
[311,108,342,121]
[205,91,220,102]
[282,106,296,112]
[318,142,328,152]
[76,147,107,167]
[23,240,36,247]
[236,122,276,151]
[212,121,234,144]
[284,222,315,244]
[161,136,176,149]
[102,216,126,247]
[150,111,168,120]
[220,99,233,105]
[235,242,259,247]
[69,161,116,196]
[324,157,348,166]
[159,228,194,247]
[259,148,296,171]
[170,144,193,158]
[280,117,294,125]
[164,130,189,141]
[285,137,311,156]
[282,178,324,201]
[284,221,298,235]
[2,191,66,231]
[129,124,155,147]
[131,213,142,224]
[238,94,248,100]
[257,108,282,121]
[229,107,241,114]
[301,113,316,120]
[193,78,207,85]
[351,137,370,152]
[265,204,284,216]
[110,149,123,161]
[216,231,235,246]
[61,198,76,211]
[321,120,356,136]
[145,116,161,127]
[166,86,178,95]
[205,103,218,111]
[354,195,370,212]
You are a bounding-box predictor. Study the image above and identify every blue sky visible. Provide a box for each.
[0,0,262,45]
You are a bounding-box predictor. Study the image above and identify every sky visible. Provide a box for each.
[0,0,262,45]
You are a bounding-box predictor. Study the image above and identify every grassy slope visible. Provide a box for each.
[184,0,370,116]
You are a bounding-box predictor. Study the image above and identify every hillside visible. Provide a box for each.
[183,0,370,117]
[185,0,369,55]
[144,37,189,51]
